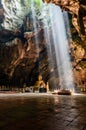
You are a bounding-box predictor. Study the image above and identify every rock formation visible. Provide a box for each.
[43,0,86,48]
[0,0,46,87]
[0,0,86,90]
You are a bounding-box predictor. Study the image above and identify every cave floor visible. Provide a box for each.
[0,93,86,130]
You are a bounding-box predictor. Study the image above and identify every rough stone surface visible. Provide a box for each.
[0,0,86,88]
[43,0,86,41]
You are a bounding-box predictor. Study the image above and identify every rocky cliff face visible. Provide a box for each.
[1,0,30,30]
[43,0,86,49]
[42,0,86,89]
[0,0,45,87]
[0,0,86,89]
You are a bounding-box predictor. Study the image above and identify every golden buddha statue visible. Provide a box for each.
[35,75,45,87]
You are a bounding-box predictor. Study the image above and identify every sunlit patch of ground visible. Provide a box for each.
[0,92,53,98]
[0,91,86,98]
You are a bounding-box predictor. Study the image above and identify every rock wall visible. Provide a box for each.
[0,0,46,87]
[43,0,86,48]
[0,0,86,89]
[42,0,86,89]
[1,0,30,30]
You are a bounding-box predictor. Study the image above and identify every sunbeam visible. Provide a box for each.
[41,3,74,92]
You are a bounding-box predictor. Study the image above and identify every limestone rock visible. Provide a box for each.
[1,0,30,30]
[43,0,86,43]
[0,0,86,88]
